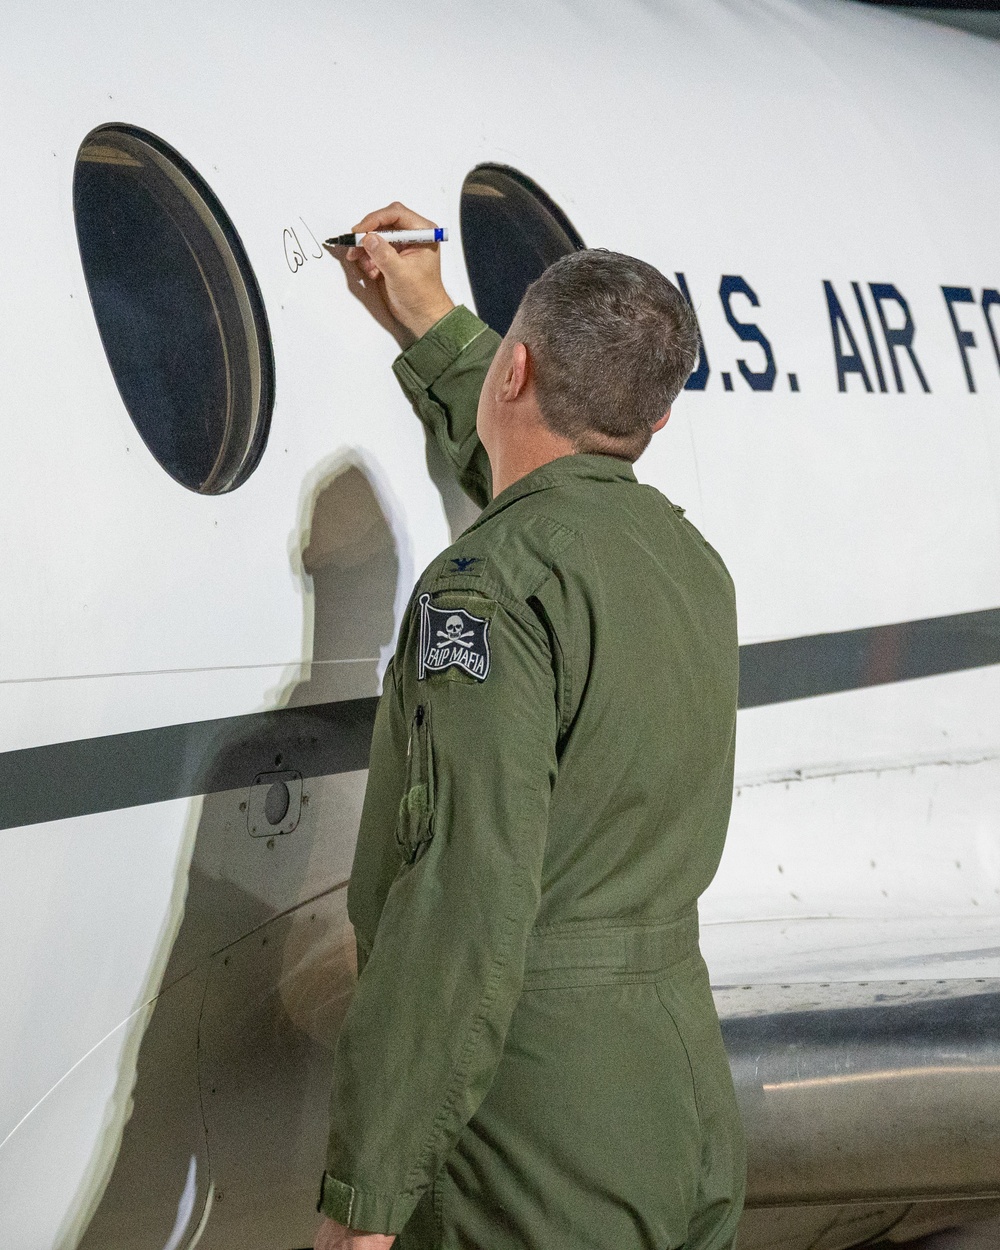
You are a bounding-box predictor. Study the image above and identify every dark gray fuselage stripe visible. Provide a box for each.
[2,607,998,832]
[0,698,378,833]
[737,607,1000,709]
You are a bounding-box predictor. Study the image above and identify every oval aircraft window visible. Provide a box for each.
[73,125,274,494]
[460,164,585,336]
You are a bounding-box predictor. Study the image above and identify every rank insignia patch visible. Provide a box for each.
[417,594,491,682]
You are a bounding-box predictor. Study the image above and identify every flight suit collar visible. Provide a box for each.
[465,454,637,534]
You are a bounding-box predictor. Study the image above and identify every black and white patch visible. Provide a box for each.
[417,594,491,682]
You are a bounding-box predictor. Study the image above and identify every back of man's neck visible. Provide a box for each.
[489,428,577,497]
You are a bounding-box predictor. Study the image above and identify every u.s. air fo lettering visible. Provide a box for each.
[675,270,1000,397]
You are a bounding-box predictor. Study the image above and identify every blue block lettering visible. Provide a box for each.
[823,280,872,393]
[982,289,1000,378]
[942,287,978,392]
[869,283,931,393]
[675,272,710,391]
[852,282,887,392]
[719,276,777,392]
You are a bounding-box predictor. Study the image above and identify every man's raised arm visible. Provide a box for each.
[338,202,500,507]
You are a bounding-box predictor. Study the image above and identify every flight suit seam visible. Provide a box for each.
[535,518,583,738]
[529,916,694,935]
[461,487,588,548]
[416,400,487,491]
[522,970,678,991]
[430,512,581,594]
[545,614,572,743]
[419,577,553,650]
[655,981,705,1131]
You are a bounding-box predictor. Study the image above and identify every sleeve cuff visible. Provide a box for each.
[317,1170,420,1234]
[317,1172,355,1224]
[393,305,490,393]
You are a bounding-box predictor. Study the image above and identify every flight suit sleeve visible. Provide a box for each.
[319,586,558,1233]
[392,305,501,508]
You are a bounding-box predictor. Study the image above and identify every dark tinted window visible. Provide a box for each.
[73,126,273,493]
[460,164,584,336]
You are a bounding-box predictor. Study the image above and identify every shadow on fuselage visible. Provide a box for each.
[73,459,401,1250]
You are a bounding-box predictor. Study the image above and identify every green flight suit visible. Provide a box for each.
[320,306,746,1249]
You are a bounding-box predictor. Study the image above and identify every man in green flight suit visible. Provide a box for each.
[314,203,745,1250]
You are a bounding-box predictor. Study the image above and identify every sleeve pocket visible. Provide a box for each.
[396,703,435,864]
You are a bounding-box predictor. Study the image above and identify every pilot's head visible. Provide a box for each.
[477,249,699,463]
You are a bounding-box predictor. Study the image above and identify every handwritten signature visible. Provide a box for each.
[283,218,325,273]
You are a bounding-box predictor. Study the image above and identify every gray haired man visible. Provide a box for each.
[314,203,745,1250]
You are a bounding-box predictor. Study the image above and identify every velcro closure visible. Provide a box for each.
[523,909,699,988]
[393,305,488,391]
[317,1171,355,1224]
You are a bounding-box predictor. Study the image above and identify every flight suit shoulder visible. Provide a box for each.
[407,513,582,726]
[421,510,583,615]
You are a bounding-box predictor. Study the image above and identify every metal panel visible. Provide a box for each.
[196,887,356,1249]
[718,980,1000,1207]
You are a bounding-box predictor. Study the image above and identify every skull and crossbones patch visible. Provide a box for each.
[417,594,491,682]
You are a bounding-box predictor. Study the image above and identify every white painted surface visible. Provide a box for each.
[0,660,377,754]
[3,0,1000,694]
[0,1008,152,1250]
[0,800,197,1148]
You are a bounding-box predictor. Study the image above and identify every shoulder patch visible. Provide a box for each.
[417,594,491,682]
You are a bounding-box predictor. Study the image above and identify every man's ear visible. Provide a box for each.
[652,409,671,434]
[503,341,531,402]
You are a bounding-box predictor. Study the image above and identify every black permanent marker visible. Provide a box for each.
[325,227,449,247]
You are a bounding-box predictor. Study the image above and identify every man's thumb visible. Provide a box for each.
[361,232,397,270]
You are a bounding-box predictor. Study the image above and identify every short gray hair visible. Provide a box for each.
[511,249,700,461]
